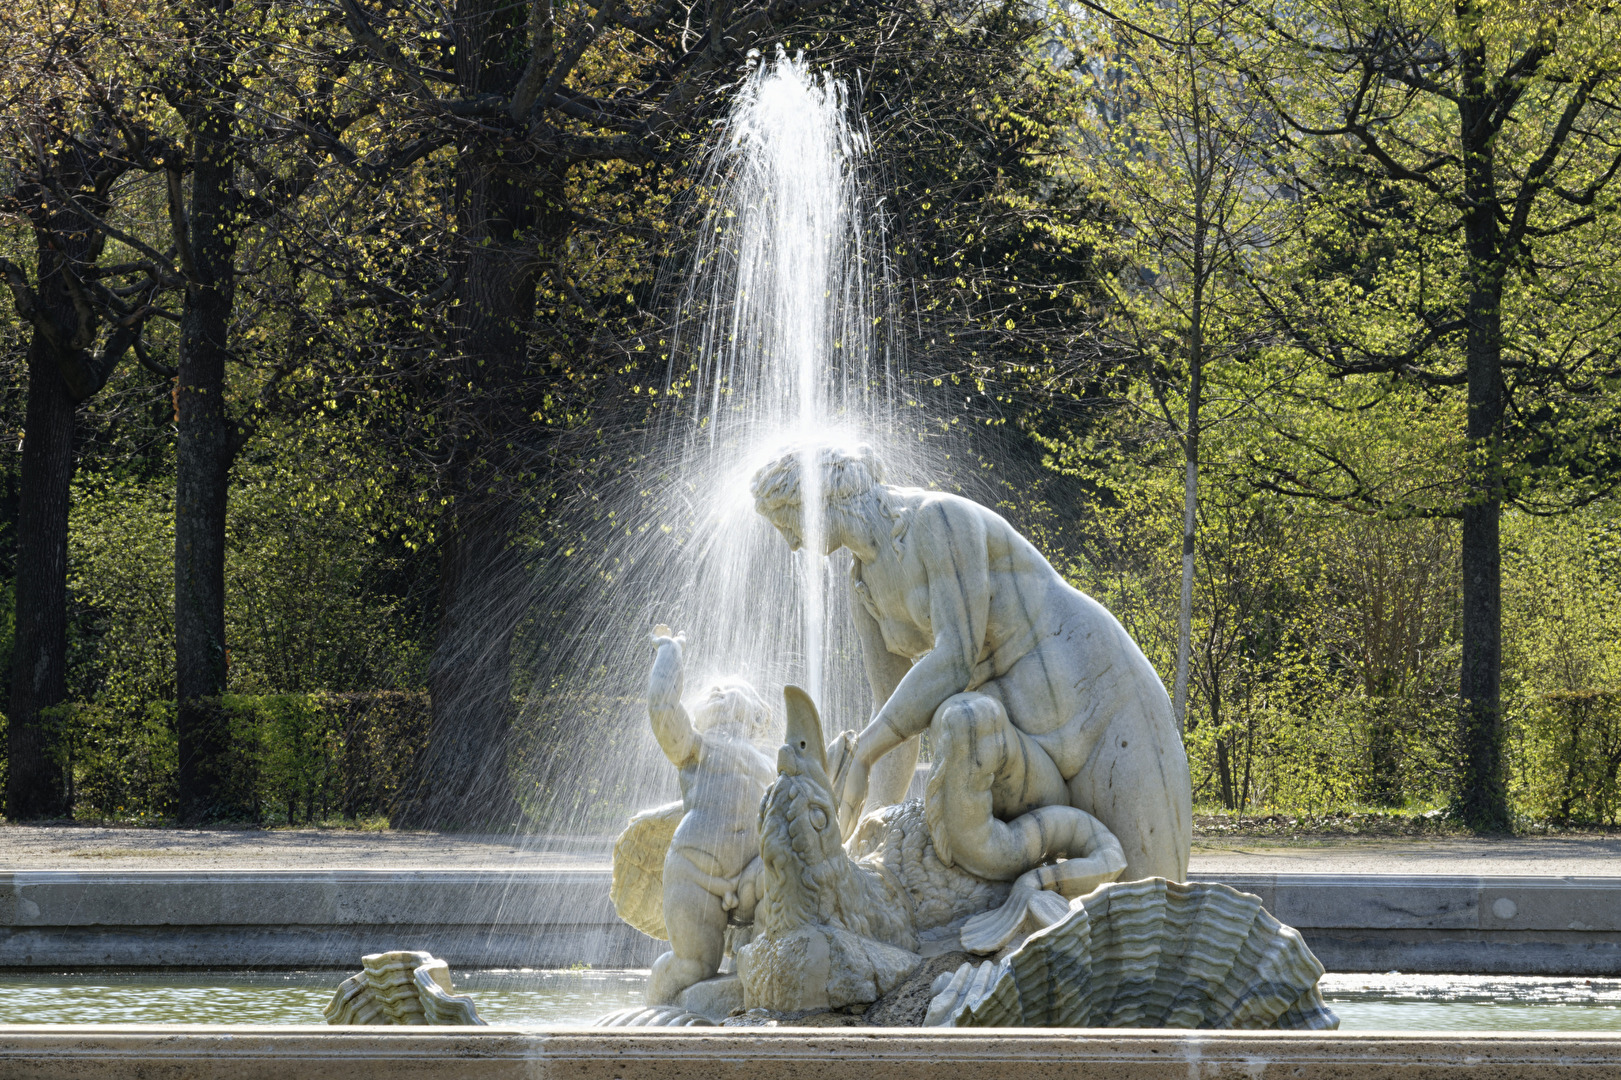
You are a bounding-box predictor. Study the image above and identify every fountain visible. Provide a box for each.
[583,50,1334,1032]
[3,48,1621,1080]
[603,438,1336,1028]
[502,48,915,862]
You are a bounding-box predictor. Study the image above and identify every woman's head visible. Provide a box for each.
[750,444,888,552]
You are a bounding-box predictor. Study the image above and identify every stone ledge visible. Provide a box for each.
[10,871,1617,929]
[6,871,1621,973]
[0,923,663,969]
[0,870,617,926]
[1217,874,1621,933]
[2,1027,1620,1079]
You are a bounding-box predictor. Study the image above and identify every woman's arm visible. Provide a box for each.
[849,561,919,810]
[836,499,990,828]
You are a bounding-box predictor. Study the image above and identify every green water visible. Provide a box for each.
[0,970,646,1026]
[0,970,1617,1029]
[1322,974,1621,1031]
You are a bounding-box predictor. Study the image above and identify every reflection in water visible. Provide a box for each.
[1,970,1617,1029]
[1320,973,1621,1031]
[1333,1002,1621,1031]
[0,969,646,1026]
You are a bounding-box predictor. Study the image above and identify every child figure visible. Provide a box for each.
[646,626,777,1005]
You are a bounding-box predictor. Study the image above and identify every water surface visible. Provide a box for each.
[1,970,1617,1030]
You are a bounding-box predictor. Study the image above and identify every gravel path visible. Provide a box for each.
[1189,835,1621,877]
[0,824,1616,875]
[0,825,610,870]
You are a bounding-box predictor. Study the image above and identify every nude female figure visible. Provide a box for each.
[751,445,1191,904]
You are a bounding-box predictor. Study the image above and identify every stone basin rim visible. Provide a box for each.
[5,1023,1621,1041]
[5,1021,1621,1029]
[6,1025,1621,1078]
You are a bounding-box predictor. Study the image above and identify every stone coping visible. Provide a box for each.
[2,1027,1620,1079]
[0,869,616,926]
[4,871,1620,972]
[6,869,1617,929]
[1215,874,1621,932]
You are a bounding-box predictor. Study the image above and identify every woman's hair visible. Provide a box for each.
[751,443,907,555]
[750,443,886,517]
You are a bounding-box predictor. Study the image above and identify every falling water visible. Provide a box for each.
[669,51,901,707]
[512,51,918,851]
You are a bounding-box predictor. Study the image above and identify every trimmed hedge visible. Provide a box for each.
[26,691,429,824]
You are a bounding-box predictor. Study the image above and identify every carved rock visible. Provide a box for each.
[678,973,746,1021]
[739,687,1022,1012]
[324,951,485,1026]
[924,879,1339,1030]
[738,924,922,1013]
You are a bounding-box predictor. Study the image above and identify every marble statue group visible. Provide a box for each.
[608,445,1337,1030]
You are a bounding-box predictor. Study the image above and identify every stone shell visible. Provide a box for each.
[595,1005,715,1027]
[324,951,485,1026]
[927,879,1339,1030]
[611,800,684,940]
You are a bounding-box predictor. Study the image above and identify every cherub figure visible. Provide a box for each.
[644,626,777,1005]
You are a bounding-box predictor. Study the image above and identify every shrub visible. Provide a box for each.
[1514,692,1621,827]
[47,691,429,825]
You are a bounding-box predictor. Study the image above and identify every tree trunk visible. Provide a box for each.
[395,498,528,828]
[1454,25,1510,831]
[7,331,77,820]
[391,115,541,828]
[174,71,241,823]
[1457,385,1505,829]
[1172,275,1204,734]
[4,181,113,820]
[1210,667,1232,810]
[1172,455,1198,732]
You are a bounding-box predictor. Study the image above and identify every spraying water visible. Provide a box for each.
[671,51,901,706]
[513,51,918,847]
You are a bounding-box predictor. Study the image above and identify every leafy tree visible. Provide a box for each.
[1237,0,1621,828]
[0,9,178,817]
[295,0,1114,827]
[1059,0,1293,730]
[36,0,387,819]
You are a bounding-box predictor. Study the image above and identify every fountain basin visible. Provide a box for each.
[2,1026,1620,1079]
[5,871,1619,974]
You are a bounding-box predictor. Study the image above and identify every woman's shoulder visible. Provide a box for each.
[899,488,1010,534]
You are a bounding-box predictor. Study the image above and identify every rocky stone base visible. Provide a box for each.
[714,952,982,1027]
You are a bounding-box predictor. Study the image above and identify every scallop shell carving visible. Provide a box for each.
[324,950,485,1025]
[595,1005,716,1027]
[925,879,1339,1030]
[611,800,684,940]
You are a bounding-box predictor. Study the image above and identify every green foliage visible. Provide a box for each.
[3,0,1619,833]
[1042,390,1618,821]
[512,692,663,834]
[66,475,176,710]
[66,440,428,709]
[1504,505,1621,824]
[1514,693,1621,827]
[1236,0,1621,518]
[39,691,428,825]
[1049,438,1618,823]
[56,700,176,821]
